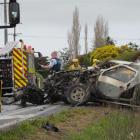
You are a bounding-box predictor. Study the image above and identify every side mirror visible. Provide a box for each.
[38,52,43,58]
[9,2,20,26]
[34,52,43,58]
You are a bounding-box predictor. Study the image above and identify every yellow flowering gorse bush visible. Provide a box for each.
[91,45,120,61]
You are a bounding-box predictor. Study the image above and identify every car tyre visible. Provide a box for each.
[132,85,140,106]
[65,83,90,105]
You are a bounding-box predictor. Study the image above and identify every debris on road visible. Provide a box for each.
[42,122,59,132]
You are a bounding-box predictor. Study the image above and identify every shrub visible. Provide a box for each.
[117,45,140,61]
[90,45,120,61]
[78,53,91,67]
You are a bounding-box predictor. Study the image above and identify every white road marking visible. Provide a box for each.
[0,114,34,120]
[1,105,50,116]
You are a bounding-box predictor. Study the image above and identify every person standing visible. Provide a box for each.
[69,59,81,70]
[41,51,61,72]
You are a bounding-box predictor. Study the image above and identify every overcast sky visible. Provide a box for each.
[0,0,140,56]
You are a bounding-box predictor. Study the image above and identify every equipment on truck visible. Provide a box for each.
[0,42,28,95]
[0,42,46,104]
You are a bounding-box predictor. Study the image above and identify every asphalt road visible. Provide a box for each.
[0,104,67,131]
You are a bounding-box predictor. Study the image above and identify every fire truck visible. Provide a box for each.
[0,0,21,104]
[0,42,46,104]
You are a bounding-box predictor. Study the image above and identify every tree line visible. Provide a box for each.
[59,7,139,68]
[67,7,114,60]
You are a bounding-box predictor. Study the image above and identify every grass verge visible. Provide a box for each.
[0,108,90,140]
[0,107,139,140]
[63,111,140,140]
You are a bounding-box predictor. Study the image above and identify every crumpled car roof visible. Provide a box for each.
[110,60,133,65]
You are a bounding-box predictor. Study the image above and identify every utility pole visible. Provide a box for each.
[8,27,16,41]
[13,27,16,41]
[8,27,22,41]
[4,0,8,44]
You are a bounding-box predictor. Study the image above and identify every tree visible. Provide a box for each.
[67,31,73,60]
[59,47,70,69]
[128,42,139,50]
[84,24,88,54]
[106,36,115,45]
[93,16,108,48]
[68,7,81,59]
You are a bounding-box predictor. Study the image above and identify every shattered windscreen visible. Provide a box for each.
[103,66,136,83]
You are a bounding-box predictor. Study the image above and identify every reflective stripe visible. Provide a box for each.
[13,51,27,65]
[13,48,26,59]
[13,48,28,89]
[13,62,26,76]
[14,79,23,88]
[14,74,27,86]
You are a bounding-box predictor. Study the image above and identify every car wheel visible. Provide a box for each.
[65,83,90,105]
[132,85,140,106]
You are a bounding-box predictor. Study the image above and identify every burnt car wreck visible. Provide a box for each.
[96,63,140,106]
[20,60,140,107]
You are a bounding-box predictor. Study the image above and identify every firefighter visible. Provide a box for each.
[41,51,61,72]
[92,59,100,68]
[69,59,81,70]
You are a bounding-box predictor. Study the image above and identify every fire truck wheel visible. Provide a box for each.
[20,98,27,107]
[65,83,90,105]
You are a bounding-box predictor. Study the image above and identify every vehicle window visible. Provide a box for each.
[103,66,136,83]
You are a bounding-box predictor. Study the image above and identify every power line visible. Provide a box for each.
[18,35,140,41]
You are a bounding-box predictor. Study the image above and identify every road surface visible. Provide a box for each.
[0,104,67,131]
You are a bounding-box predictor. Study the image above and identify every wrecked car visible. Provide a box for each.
[69,61,140,106]
[21,70,83,105]
[21,67,99,105]
[21,60,140,107]
[96,64,140,105]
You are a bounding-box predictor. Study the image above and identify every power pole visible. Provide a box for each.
[13,27,16,41]
[4,0,8,44]
[8,27,16,41]
[8,27,22,41]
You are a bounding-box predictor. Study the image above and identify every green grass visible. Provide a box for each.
[0,108,90,140]
[63,111,140,140]
[0,122,37,140]
[1,108,139,140]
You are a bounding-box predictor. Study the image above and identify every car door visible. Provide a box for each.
[97,65,137,99]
